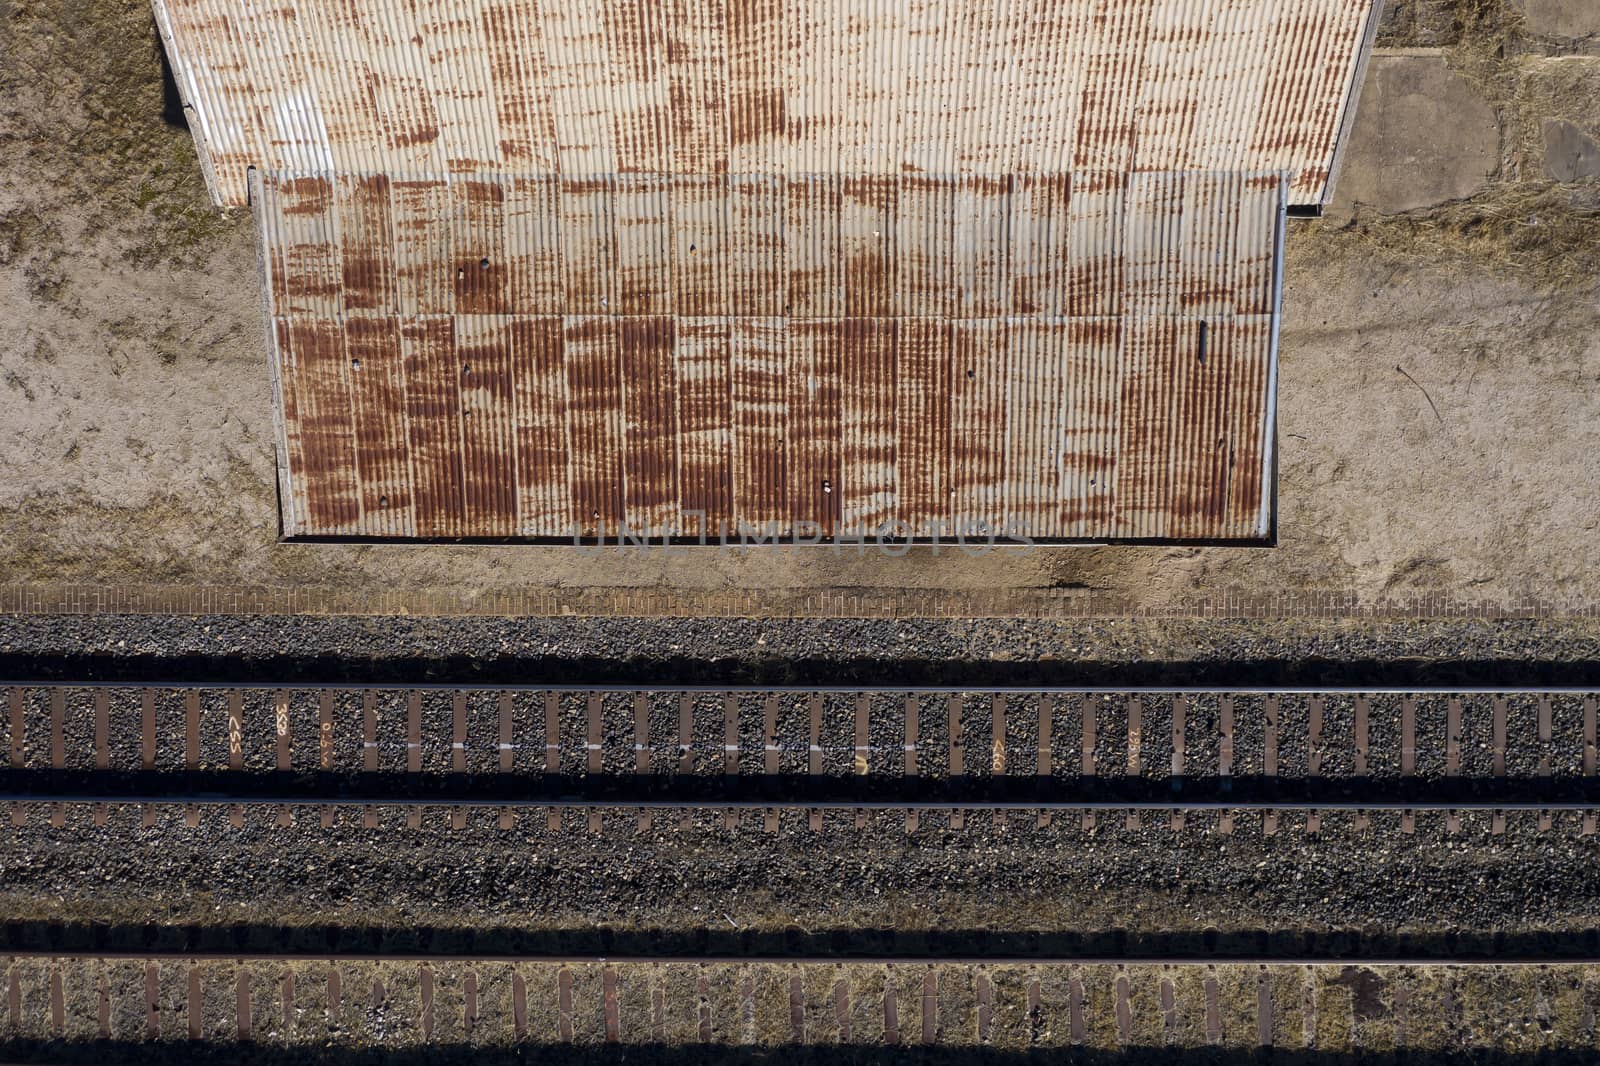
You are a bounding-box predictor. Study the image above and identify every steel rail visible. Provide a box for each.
[1,682,1598,695]
[0,950,1597,966]
[4,793,1599,811]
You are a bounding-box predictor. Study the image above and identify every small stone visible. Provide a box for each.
[1542,118,1600,181]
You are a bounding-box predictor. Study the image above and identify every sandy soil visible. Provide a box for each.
[1,0,1597,612]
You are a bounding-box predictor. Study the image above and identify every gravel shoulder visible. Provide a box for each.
[3,807,1597,956]
[3,615,1600,686]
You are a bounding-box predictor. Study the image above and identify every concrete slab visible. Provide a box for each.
[1543,118,1600,179]
[1328,52,1500,216]
[1517,0,1600,39]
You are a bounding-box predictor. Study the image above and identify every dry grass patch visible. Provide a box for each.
[1312,179,1600,288]
[0,0,239,267]
[1448,0,1527,99]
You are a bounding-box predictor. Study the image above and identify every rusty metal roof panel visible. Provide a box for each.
[675,316,734,539]
[731,316,789,531]
[398,317,464,539]
[264,169,1272,323]
[258,168,1285,541]
[567,315,629,535]
[158,0,1377,208]
[506,315,566,534]
[620,315,677,534]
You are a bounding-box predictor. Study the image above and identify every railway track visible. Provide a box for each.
[9,688,1600,1054]
[5,685,1600,833]
[4,953,1600,1051]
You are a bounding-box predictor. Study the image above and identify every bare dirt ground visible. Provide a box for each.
[1,0,1597,613]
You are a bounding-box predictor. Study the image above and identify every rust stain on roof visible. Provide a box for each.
[258,170,1285,542]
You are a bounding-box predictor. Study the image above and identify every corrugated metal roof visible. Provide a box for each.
[157,0,1377,209]
[258,169,1284,542]
[154,0,1383,543]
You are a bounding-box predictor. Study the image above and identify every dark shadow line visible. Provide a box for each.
[6,652,1600,687]
[3,1038,1600,1065]
[157,42,188,130]
[1,919,1593,964]
[3,768,1599,806]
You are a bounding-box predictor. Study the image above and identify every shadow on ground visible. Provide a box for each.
[4,920,1596,962]
[8,651,1600,687]
[3,1040,1599,1064]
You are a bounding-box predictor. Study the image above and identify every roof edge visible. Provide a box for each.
[152,0,227,208]
[1319,0,1387,209]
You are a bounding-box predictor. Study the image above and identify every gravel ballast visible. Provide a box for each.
[4,615,1600,1003]
[2,615,1600,686]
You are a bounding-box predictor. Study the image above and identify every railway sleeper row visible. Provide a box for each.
[4,957,1600,1052]
[7,687,1600,784]
[8,686,1600,835]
